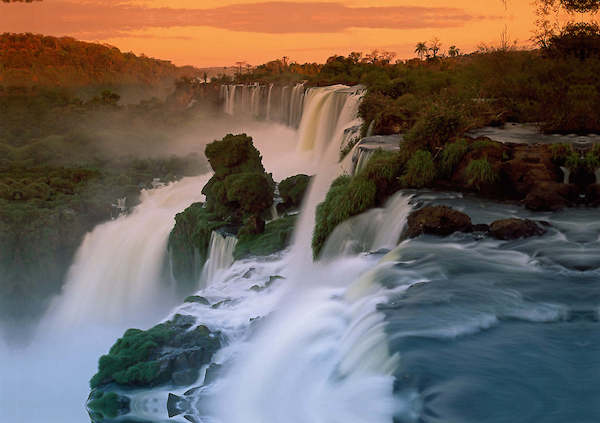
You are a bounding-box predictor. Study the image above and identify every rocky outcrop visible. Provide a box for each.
[489,218,547,240]
[523,182,577,211]
[405,206,472,238]
[277,174,311,213]
[89,314,221,390]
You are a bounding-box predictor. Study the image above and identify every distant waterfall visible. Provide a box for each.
[220,83,306,127]
[46,174,211,328]
[200,231,238,286]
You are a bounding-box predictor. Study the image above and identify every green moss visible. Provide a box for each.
[400,150,436,188]
[204,133,265,177]
[439,139,468,177]
[312,175,377,259]
[465,158,498,190]
[234,215,297,260]
[90,315,220,389]
[87,392,127,420]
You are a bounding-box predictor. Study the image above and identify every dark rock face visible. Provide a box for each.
[586,184,600,206]
[405,206,472,238]
[489,218,546,240]
[523,182,577,211]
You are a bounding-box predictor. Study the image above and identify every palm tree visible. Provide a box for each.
[448,45,460,57]
[415,42,428,60]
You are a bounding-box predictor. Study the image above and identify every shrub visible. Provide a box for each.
[312,176,377,258]
[404,103,466,149]
[440,139,468,177]
[224,172,274,216]
[400,150,436,188]
[465,158,498,190]
[278,174,311,210]
[357,150,405,203]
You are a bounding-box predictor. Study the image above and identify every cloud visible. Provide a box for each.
[0,1,496,37]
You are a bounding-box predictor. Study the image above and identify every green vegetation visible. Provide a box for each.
[234,215,297,260]
[87,392,128,420]
[278,174,311,211]
[440,139,469,177]
[400,150,436,188]
[465,158,499,190]
[313,175,377,258]
[0,33,201,90]
[202,134,273,226]
[90,314,220,389]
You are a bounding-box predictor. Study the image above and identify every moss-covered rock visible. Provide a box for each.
[87,391,130,421]
[168,203,227,293]
[234,215,297,260]
[278,174,311,211]
[202,134,274,222]
[90,314,220,389]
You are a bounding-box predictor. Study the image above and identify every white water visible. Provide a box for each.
[200,231,238,287]
[46,174,211,329]
[291,85,365,262]
[321,192,413,259]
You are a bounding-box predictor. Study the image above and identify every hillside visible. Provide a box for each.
[0,33,202,89]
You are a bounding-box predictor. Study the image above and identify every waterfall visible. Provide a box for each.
[266,83,273,120]
[46,174,211,328]
[291,85,365,263]
[220,83,306,128]
[561,166,571,184]
[321,192,413,259]
[354,149,376,175]
[207,256,400,423]
[200,231,238,286]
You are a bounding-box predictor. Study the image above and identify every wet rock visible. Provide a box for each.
[523,182,576,211]
[184,295,210,305]
[405,206,472,238]
[90,314,221,390]
[489,218,546,240]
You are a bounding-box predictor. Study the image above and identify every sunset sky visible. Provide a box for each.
[2,1,545,67]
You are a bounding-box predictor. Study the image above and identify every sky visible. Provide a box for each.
[1,0,542,67]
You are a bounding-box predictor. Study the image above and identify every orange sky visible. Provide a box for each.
[0,0,553,67]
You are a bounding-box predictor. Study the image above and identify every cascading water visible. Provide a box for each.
[200,231,238,287]
[320,192,413,259]
[220,83,306,127]
[46,174,212,329]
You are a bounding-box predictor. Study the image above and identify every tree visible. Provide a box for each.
[203,72,208,83]
[448,45,460,57]
[429,38,442,58]
[415,42,428,60]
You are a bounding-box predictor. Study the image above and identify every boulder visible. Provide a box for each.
[489,218,546,240]
[405,206,472,238]
[523,182,576,211]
